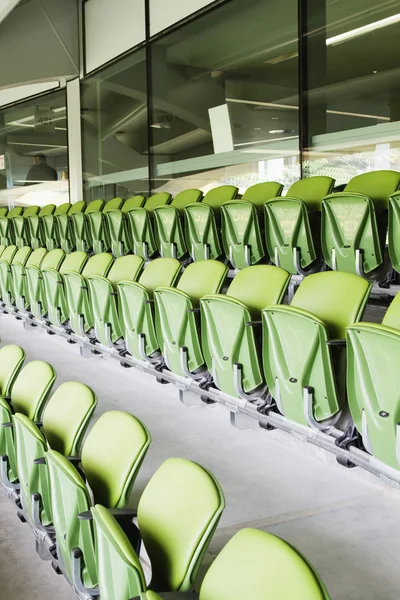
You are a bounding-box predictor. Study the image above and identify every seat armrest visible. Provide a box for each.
[78,510,92,520]
[65,455,81,464]
[326,339,346,347]
[1,422,13,428]
[246,320,262,327]
[33,457,46,465]
[109,508,138,519]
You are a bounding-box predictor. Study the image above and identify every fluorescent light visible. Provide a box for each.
[327,13,400,46]
[269,129,286,134]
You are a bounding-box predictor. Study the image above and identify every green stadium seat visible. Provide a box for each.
[118,257,181,362]
[57,201,86,253]
[12,205,40,248]
[87,255,144,348]
[0,207,8,217]
[42,202,71,251]
[201,265,290,399]
[26,249,65,321]
[265,176,335,275]
[87,197,124,254]
[71,199,105,253]
[154,260,228,379]
[0,246,32,308]
[12,247,47,312]
[221,182,283,269]
[45,410,150,595]
[262,271,371,429]
[153,189,203,259]
[184,186,238,261]
[106,195,146,258]
[90,457,225,599]
[0,207,23,246]
[125,192,172,260]
[322,170,400,277]
[387,191,400,274]
[28,204,56,249]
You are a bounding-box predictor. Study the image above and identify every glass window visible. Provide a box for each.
[81,48,149,201]
[149,0,300,194]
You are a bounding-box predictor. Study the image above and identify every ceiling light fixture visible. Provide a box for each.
[269,129,286,134]
[326,13,400,46]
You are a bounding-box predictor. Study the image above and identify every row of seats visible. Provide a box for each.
[0,343,330,599]
[0,241,398,473]
[4,169,400,279]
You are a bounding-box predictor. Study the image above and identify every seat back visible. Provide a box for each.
[11,246,32,266]
[0,344,25,397]
[8,207,23,219]
[203,185,238,210]
[26,247,47,268]
[12,249,46,309]
[126,207,157,259]
[11,360,56,420]
[85,199,105,214]
[387,190,400,273]
[0,207,8,217]
[144,192,172,212]
[55,202,71,216]
[287,176,335,211]
[242,181,283,210]
[41,248,65,271]
[199,528,329,600]
[106,196,146,257]
[88,198,124,254]
[57,201,85,252]
[22,205,40,217]
[0,244,18,263]
[171,189,203,211]
[59,250,88,275]
[137,458,225,592]
[82,252,113,279]
[122,196,146,212]
[39,204,56,217]
[104,197,124,212]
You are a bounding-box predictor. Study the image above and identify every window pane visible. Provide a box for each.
[81,48,149,201]
[150,0,300,193]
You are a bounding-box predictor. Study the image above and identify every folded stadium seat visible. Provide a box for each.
[90,457,225,600]
[0,246,32,308]
[13,382,97,541]
[0,245,19,304]
[71,199,105,253]
[0,207,8,217]
[0,360,55,490]
[0,206,23,245]
[184,185,239,261]
[126,192,172,260]
[43,251,88,328]
[64,252,113,337]
[321,170,400,278]
[12,247,47,312]
[27,204,56,249]
[118,257,181,362]
[26,248,66,321]
[153,189,203,259]
[57,201,86,253]
[45,410,150,596]
[201,265,290,400]
[12,205,40,248]
[106,195,146,258]
[264,176,335,275]
[387,191,400,275]
[87,197,125,254]
[262,271,371,430]
[221,182,283,269]
[87,255,144,348]
[154,260,228,381]
[42,202,71,251]
[0,244,5,257]
[346,293,400,470]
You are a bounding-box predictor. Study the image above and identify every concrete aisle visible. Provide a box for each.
[0,313,399,600]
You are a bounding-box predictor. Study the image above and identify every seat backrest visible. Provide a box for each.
[122,196,146,212]
[11,360,56,420]
[291,271,371,338]
[26,247,47,268]
[139,258,181,293]
[11,246,31,265]
[1,245,17,263]
[0,207,8,217]
[199,528,329,600]
[381,292,400,330]
[42,382,97,456]
[242,182,283,207]
[177,260,227,303]
[203,185,238,209]
[59,251,88,275]
[227,266,290,315]
[82,252,113,278]
[81,410,150,507]
[55,202,71,216]
[7,207,23,219]
[22,205,40,217]
[344,170,400,209]
[171,189,202,210]
[39,204,56,216]
[103,197,124,213]
[85,199,105,214]
[0,344,25,397]
[41,248,65,271]
[68,201,86,215]
[144,192,172,212]
[137,458,225,592]
[106,255,143,286]
[287,176,335,210]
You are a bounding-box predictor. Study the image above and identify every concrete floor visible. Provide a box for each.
[0,308,399,600]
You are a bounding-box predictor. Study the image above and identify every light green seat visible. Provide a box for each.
[154,190,203,260]
[0,360,55,486]
[43,251,87,326]
[201,265,290,399]
[0,244,5,257]
[265,176,335,275]
[262,271,371,429]
[57,201,86,253]
[0,246,32,306]
[0,207,8,217]
[154,260,228,378]
[322,170,400,277]
[28,204,56,249]
[221,182,283,269]
[12,205,40,248]
[88,255,144,347]
[14,381,97,531]
[106,195,146,258]
[27,249,65,320]
[184,186,238,261]
[0,206,23,246]
[126,192,172,260]
[64,253,113,335]
[91,457,225,600]
[87,197,124,254]
[12,247,47,312]
[386,191,400,274]
[0,245,19,302]
[46,410,151,593]
[42,202,71,251]
[118,258,181,361]
[71,199,105,252]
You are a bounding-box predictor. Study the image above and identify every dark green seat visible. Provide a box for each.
[0,206,23,246]
[42,202,71,251]
[57,201,86,253]
[265,176,335,275]
[262,271,371,429]
[184,186,238,261]
[0,246,32,307]
[12,247,47,312]
[27,249,66,320]
[87,197,124,254]
[12,205,40,248]
[126,192,172,260]
[221,182,283,269]
[154,189,203,259]
[28,204,56,249]
[106,195,146,258]
[154,260,228,379]
[201,266,290,399]
[71,199,105,252]
[322,170,400,277]
[118,258,181,362]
